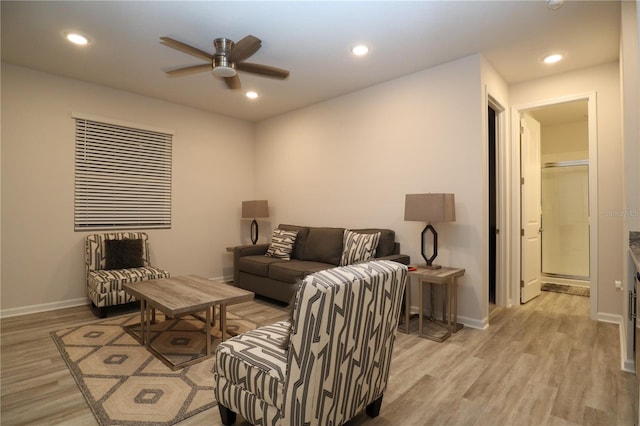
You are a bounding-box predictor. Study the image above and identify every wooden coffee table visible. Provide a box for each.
[124,275,254,369]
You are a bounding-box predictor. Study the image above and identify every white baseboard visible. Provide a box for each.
[1,297,90,319]
[458,314,488,330]
[1,276,234,319]
[621,325,636,373]
[597,313,636,373]
[597,312,622,325]
[541,275,590,288]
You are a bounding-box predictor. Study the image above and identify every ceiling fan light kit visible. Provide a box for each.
[161,35,289,90]
[212,38,237,77]
[212,62,236,77]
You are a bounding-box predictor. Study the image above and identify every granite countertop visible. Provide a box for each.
[630,231,640,273]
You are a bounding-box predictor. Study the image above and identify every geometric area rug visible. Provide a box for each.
[50,311,258,426]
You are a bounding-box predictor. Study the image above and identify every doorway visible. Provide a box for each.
[487,94,506,319]
[488,106,497,306]
[514,95,597,318]
[541,161,590,284]
[531,101,590,289]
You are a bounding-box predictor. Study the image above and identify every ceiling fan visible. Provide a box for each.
[160,35,290,90]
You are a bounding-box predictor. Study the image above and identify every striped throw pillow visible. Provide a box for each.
[265,229,299,260]
[339,230,381,266]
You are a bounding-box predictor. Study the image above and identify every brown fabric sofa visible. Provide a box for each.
[232,224,410,303]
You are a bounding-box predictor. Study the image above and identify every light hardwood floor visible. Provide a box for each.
[1,291,635,425]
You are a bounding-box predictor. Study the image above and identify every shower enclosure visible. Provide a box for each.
[541,161,590,285]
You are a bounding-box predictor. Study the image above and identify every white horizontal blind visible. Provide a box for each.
[74,117,172,230]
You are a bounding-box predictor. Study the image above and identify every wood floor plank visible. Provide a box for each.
[1,291,634,425]
[503,380,558,426]
[550,347,593,422]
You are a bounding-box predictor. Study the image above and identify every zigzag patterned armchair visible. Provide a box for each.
[85,232,170,318]
[213,260,407,425]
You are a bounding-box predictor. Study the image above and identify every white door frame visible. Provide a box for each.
[510,92,598,319]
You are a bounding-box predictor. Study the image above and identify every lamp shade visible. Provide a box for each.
[404,193,456,223]
[241,200,269,219]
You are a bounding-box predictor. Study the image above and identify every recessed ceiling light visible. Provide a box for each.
[543,53,563,64]
[351,45,369,56]
[66,33,88,45]
[245,91,259,100]
[546,0,564,10]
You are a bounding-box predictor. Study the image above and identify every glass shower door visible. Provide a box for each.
[541,162,590,279]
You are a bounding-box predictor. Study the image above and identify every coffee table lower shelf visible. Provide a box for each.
[123,275,254,371]
[123,310,237,370]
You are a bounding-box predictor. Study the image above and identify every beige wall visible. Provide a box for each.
[255,55,490,327]
[1,63,256,315]
[541,120,589,163]
[1,55,627,328]
[511,62,623,317]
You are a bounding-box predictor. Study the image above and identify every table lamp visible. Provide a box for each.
[404,193,456,269]
[242,200,269,245]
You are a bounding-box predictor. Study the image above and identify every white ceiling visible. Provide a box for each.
[528,99,588,126]
[1,1,621,122]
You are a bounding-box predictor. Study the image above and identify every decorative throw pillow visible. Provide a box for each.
[105,239,144,270]
[340,230,381,266]
[265,229,299,260]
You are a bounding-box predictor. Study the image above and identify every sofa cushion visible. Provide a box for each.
[278,224,309,260]
[265,229,298,260]
[269,260,334,284]
[239,255,287,278]
[300,227,345,265]
[350,228,396,257]
[340,230,381,266]
[87,266,170,294]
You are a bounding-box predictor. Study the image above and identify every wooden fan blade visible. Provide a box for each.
[165,63,212,76]
[160,37,213,61]
[225,75,241,90]
[236,62,289,79]
[228,35,261,62]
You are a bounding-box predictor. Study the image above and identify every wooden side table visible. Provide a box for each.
[408,266,465,342]
[397,274,414,334]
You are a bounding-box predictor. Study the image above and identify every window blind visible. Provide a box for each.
[74,115,172,230]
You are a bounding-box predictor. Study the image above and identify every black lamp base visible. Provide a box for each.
[250,219,259,245]
[421,223,440,269]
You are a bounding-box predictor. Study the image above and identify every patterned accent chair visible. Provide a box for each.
[213,260,407,425]
[85,232,170,318]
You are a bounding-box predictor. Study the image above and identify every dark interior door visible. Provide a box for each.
[488,106,497,304]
